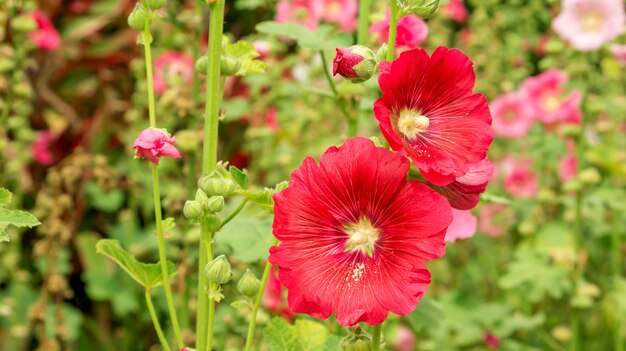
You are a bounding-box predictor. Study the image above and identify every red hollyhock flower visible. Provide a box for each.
[333,47,363,79]
[427,158,494,210]
[132,128,182,165]
[270,137,452,326]
[374,47,494,186]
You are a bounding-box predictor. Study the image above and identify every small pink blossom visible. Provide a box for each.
[490,92,535,138]
[252,40,271,59]
[560,141,578,183]
[478,204,509,238]
[445,209,478,242]
[319,0,357,32]
[132,129,182,165]
[502,158,538,198]
[552,0,625,52]
[484,332,501,348]
[442,0,469,23]
[33,131,55,166]
[153,52,194,95]
[275,0,321,30]
[521,69,582,125]
[30,10,61,51]
[370,12,428,51]
[262,267,295,320]
[266,106,279,133]
[611,44,626,65]
[393,325,416,351]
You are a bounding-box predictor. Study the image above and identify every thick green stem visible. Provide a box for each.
[197,2,226,350]
[320,51,355,136]
[357,0,371,45]
[371,323,383,351]
[386,0,399,61]
[143,12,184,349]
[244,239,278,351]
[145,290,173,351]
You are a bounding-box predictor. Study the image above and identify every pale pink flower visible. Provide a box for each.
[320,0,357,32]
[393,325,416,351]
[490,92,535,138]
[252,40,271,59]
[611,44,626,65]
[370,12,428,50]
[521,69,582,125]
[478,204,509,238]
[445,209,478,243]
[153,52,194,95]
[132,129,181,165]
[442,0,469,23]
[275,0,321,30]
[33,131,54,166]
[552,0,625,51]
[560,141,578,183]
[30,10,61,51]
[502,158,538,198]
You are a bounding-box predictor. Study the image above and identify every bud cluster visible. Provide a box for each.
[183,188,225,225]
[341,326,373,351]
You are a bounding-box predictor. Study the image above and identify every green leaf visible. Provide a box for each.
[223,40,267,76]
[95,239,176,289]
[255,21,351,51]
[230,166,249,189]
[0,188,12,206]
[264,317,297,351]
[84,182,125,213]
[162,217,176,232]
[220,216,274,263]
[295,320,329,351]
[0,208,41,242]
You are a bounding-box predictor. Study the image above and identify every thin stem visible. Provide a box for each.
[218,199,249,230]
[357,0,371,45]
[319,51,354,136]
[244,240,278,351]
[371,323,383,351]
[145,290,173,351]
[613,212,624,351]
[143,11,183,349]
[197,0,225,349]
[205,231,216,351]
[386,0,399,61]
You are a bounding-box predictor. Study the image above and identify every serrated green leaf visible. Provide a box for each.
[0,188,12,206]
[295,320,329,351]
[220,216,273,263]
[0,208,41,242]
[322,335,343,351]
[223,40,267,76]
[255,21,351,51]
[95,239,176,289]
[230,166,249,189]
[162,217,176,232]
[264,317,297,351]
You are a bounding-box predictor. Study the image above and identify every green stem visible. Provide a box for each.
[142,10,184,349]
[0,3,22,133]
[205,231,216,351]
[218,199,249,230]
[197,2,226,349]
[319,51,354,136]
[145,290,173,351]
[613,212,624,351]
[244,239,278,351]
[371,323,383,351]
[357,0,371,45]
[386,0,399,61]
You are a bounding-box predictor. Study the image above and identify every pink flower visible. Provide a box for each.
[552,0,625,52]
[611,44,626,65]
[33,131,55,166]
[270,137,452,326]
[393,325,416,351]
[252,40,271,59]
[374,47,494,186]
[484,332,501,348]
[445,209,478,242]
[275,0,321,30]
[132,129,182,165]
[262,267,295,320]
[490,92,535,138]
[502,158,538,198]
[521,69,582,125]
[560,141,578,183]
[30,10,61,51]
[320,0,357,32]
[153,52,194,95]
[333,47,364,79]
[478,204,509,237]
[266,106,279,133]
[370,13,428,51]
[442,0,469,23]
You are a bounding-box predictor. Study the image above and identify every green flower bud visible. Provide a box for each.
[207,196,225,213]
[537,188,557,203]
[146,0,166,10]
[205,255,232,285]
[205,213,222,232]
[376,43,388,62]
[401,0,440,19]
[518,221,536,236]
[195,55,209,75]
[174,130,201,152]
[579,168,600,185]
[562,180,582,193]
[183,200,202,220]
[11,15,37,32]
[220,56,242,76]
[341,334,372,351]
[198,165,238,197]
[195,189,210,209]
[237,269,260,297]
[128,3,147,31]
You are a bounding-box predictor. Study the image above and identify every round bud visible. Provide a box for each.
[198,170,237,197]
[195,55,209,75]
[207,196,225,213]
[205,255,232,285]
[220,56,242,76]
[237,269,261,297]
[341,335,372,351]
[146,0,166,10]
[195,189,210,209]
[183,200,203,220]
[128,3,147,30]
[205,214,222,232]
[579,168,600,185]
[333,45,378,84]
[11,15,37,32]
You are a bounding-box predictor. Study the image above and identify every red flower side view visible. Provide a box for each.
[270,137,452,326]
[374,47,494,186]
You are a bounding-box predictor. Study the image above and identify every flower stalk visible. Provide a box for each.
[386,0,400,61]
[357,0,371,45]
[145,289,172,351]
[320,50,356,137]
[371,323,383,351]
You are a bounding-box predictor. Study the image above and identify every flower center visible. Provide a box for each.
[541,94,561,112]
[344,217,379,257]
[397,109,430,140]
[580,12,603,32]
[502,109,517,123]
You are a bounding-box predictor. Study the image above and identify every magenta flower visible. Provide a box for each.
[30,10,61,51]
[442,0,469,24]
[490,92,534,138]
[478,204,510,238]
[275,0,321,30]
[445,209,478,243]
[521,69,582,125]
[270,137,452,326]
[320,0,357,32]
[153,52,194,95]
[501,158,538,198]
[552,0,625,52]
[559,141,578,183]
[370,12,428,51]
[132,129,182,165]
[393,325,416,351]
[33,131,55,166]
